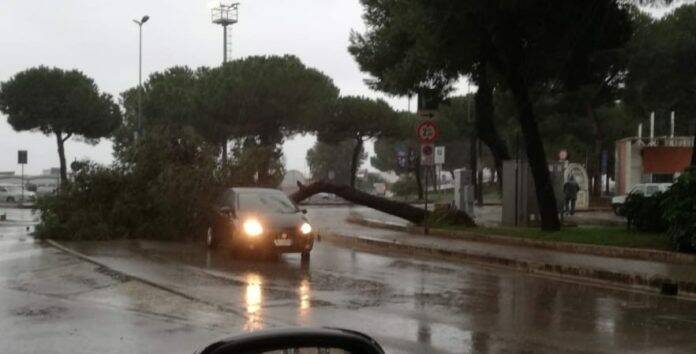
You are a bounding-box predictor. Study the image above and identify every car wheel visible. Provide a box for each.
[206,226,217,249]
[6,197,15,203]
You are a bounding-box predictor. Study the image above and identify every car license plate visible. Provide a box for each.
[274,239,292,246]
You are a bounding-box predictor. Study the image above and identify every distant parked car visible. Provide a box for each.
[0,184,36,203]
[611,183,672,215]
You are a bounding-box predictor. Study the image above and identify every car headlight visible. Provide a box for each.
[243,219,263,237]
[300,222,312,235]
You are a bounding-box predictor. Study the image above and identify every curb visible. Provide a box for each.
[44,239,293,329]
[45,239,201,302]
[347,217,696,265]
[319,232,696,298]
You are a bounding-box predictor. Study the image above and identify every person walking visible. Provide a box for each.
[563,176,580,215]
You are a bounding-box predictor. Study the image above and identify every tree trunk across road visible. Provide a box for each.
[289,180,476,226]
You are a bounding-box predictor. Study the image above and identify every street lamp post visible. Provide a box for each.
[133,15,150,136]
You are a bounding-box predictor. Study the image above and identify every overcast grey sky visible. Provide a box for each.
[3,1,679,176]
[0,0,445,175]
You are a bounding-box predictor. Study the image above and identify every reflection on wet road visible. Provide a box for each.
[245,273,263,331]
[72,234,696,352]
[3,207,696,353]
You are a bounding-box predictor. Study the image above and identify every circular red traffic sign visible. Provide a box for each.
[422,144,433,156]
[416,120,439,143]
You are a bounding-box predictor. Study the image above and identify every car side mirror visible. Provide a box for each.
[195,327,384,354]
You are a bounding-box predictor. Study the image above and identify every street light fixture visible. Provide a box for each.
[133,15,150,136]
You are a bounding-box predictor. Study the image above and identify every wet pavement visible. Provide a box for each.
[324,208,696,290]
[0,208,236,353]
[3,207,696,353]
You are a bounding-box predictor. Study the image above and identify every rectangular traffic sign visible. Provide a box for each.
[434,146,445,165]
[18,150,27,164]
[421,143,435,166]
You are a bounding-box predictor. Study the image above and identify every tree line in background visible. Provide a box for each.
[349,0,696,230]
[2,1,696,238]
[0,55,402,240]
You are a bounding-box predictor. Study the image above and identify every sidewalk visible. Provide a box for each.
[318,214,696,298]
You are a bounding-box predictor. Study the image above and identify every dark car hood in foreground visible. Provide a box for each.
[195,327,385,354]
[237,211,307,230]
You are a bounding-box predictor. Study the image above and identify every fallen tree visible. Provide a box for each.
[290,180,475,227]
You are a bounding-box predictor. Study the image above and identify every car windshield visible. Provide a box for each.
[237,192,298,214]
[646,185,660,196]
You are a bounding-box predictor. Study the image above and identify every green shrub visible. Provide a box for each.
[662,168,696,252]
[36,127,223,241]
[622,192,667,232]
[390,174,419,197]
[36,162,133,240]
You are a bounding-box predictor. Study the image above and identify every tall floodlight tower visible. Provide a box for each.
[211,2,239,63]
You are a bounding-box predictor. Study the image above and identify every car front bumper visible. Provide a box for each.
[233,229,315,254]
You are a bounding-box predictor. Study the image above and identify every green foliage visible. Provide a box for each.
[356,172,386,193]
[0,66,121,137]
[115,56,339,184]
[427,205,475,229]
[307,140,365,185]
[143,67,197,128]
[317,96,397,143]
[32,55,342,242]
[390,174,419,197]
[37,128,222,241]
[613,168,696,252]
[316,96,398,187]
[662,168,696,252]
[0,66,121,180]
[35,163,127,240]
[350,0,634,230]
[227,139,286,188]
[623,193,668,232]
[350,1,633,97]
[625,5,696,131]
[441,225,672,251]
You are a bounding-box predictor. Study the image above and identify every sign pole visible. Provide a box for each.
[18,150,28,203]
[416,91,440,236]
[424,165,429,235]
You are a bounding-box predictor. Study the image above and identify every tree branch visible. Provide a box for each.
[61,132,73,143]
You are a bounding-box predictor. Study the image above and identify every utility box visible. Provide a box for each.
[453,168,474,216]
[502,160,564,227]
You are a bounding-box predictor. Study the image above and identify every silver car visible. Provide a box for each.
[0,184,36,203]
[611,183,672,215]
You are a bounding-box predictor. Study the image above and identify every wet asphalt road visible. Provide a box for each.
[3,207,696,353]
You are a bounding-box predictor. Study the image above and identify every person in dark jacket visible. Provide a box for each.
[563,176,580,215]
